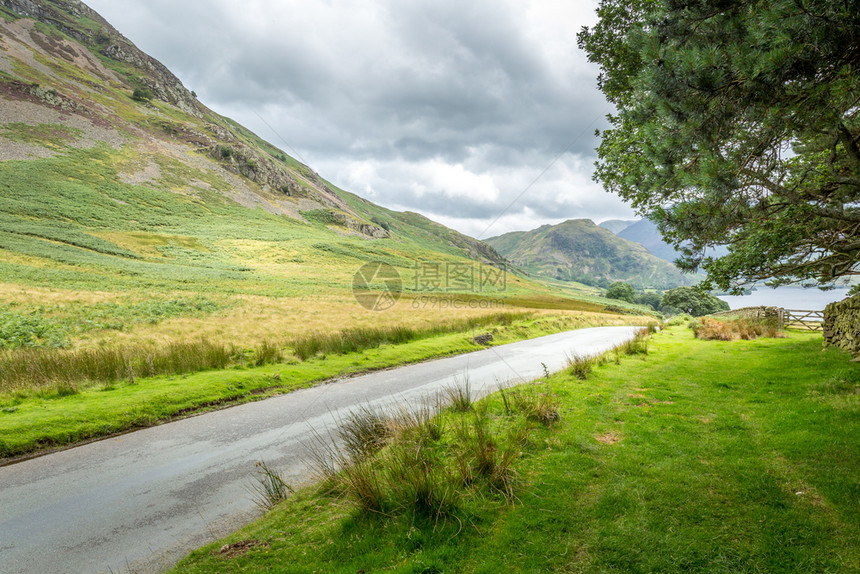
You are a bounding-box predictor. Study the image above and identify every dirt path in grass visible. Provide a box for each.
[0,326,641,574]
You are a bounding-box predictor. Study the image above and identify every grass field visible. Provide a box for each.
[171,327,860,573]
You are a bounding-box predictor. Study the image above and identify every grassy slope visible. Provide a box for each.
[0,10,631,356]
[173,328,859,573]
[487,219,696,290]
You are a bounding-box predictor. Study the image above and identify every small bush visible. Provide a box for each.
[666,313,693,327]
[132,87,153,102]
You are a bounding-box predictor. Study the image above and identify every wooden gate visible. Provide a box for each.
[782,309,824,331]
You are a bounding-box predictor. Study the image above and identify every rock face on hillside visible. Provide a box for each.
[2,0,201,115]
[487,219,694,290]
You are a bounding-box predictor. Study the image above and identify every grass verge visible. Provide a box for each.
[171,327,860,573]
[0,314,607,461]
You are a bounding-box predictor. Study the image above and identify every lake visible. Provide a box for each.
[717,286,853,311]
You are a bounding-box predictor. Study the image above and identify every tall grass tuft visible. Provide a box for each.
[338,403,394,463]
[499,385,560,427]
[392,398,445,445]
[443,376,473,412]
[254,340,283,366]
[620,330,650,355]
[389,442,458,518]
[455,405,527,498]
[248,461,293,511]
[567,353,595,380]
[341,459,388,513]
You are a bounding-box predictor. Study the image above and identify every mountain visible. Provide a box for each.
[617,219,731,264]
[486,219,695,290]
[617,219,680,263]
[598,219,638,235]
[0,0,516,306]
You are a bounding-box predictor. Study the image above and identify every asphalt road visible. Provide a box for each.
[0,326,641,574]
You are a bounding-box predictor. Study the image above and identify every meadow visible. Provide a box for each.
[171,327,860,573]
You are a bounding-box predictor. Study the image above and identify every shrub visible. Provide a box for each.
[666,313,693,326]
[132,87,153,102]
[606,281,637,303]
[371,216,391,231]
[0,309,69,350]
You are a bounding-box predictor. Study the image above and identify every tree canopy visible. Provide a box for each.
[578,0,860,294]
[661,287,730,316]
[605,281,637,302]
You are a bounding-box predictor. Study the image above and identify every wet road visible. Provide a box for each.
[0,326,641,574]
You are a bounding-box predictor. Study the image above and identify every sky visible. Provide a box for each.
[85,0,638,239]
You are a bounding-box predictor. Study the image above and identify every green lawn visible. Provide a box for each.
[172,327,860,573]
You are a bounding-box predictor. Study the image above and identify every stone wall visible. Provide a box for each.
[823,294,860,357]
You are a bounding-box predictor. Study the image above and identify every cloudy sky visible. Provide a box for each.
[86,0,637,239]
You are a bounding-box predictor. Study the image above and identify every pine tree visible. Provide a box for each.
[579,0,860,293]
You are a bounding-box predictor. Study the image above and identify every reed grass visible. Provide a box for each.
[691,317,783,341]
[0,339,237,394]
[290,312,532,361]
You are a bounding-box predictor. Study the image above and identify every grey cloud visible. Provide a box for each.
[85,0,626,235]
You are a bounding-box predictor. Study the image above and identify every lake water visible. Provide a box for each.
[717,286,852,311]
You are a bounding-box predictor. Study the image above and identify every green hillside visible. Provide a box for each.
[487,219,696,290]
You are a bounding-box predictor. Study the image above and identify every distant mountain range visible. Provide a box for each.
[614,219,680,263]
[597,219,638,235]
[487,219,696,290]
[600,218,730,265]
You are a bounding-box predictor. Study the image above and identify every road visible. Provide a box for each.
[0,326,641,574]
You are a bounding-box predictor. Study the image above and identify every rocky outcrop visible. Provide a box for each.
[2,0,202,116]
[823,294,860,357]
[330,212,389,238]
[205,144,307,199]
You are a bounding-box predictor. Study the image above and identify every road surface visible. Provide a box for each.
[0,326,641,574]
